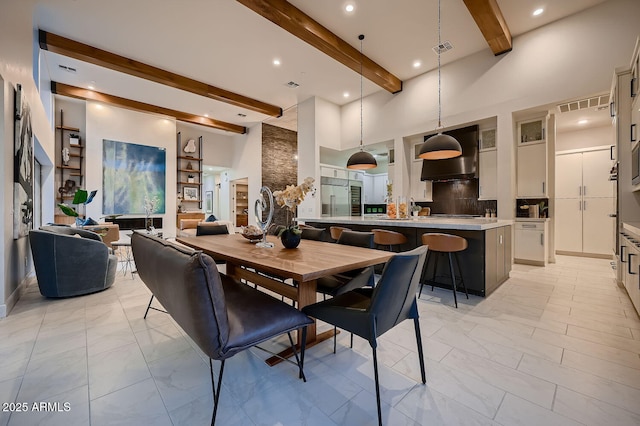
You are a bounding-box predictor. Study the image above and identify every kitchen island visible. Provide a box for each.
[299,216,513,297]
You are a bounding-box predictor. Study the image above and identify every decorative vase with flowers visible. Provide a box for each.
[273,177,315,249]
[143,194,159,233]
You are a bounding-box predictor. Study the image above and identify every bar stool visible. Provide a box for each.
[329,226,350,241]
[420,233,469,308]
[372,229,407,252]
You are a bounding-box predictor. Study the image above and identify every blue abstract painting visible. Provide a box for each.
[102,140,166,215]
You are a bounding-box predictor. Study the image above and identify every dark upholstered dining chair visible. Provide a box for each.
[299,225,326,241]
[302,245,428,426]
[316,230,376,298]
[131,232,312,425]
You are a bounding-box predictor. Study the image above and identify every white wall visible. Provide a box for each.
[176,123,235,168]
[0,0,56,316]
[85,101,177,235]
[229,124,262,226]
[556,125,614,152]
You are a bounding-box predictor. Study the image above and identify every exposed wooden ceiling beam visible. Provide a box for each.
[51,82,247,134]
[40,30,282,118]
[236,0,402,94]
[462,0,512,55]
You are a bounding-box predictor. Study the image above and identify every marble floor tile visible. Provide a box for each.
[329,388,418,426]
[518,354,640,415]
[441,348,556,409]
[494,393,583,426]
[168,392,254,426]
[566,324,640,353]
[431,324,524,368]
[88,341,150,400]
[395,384,499,426]
[147,347,212,412]
[90,378,172,426]
[133,321,192,363]
[17,347,88,403]
[541,309,634,338]
[553,386,640,426]
[86,321,137,357]
[469,325,563,363]
[561,349,640,390]
[531,328,640,369]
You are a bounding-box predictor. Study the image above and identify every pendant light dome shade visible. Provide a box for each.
[418,133,462,160]
[418,0,462,161]
[347,34,377,170]
[347,150,377,169]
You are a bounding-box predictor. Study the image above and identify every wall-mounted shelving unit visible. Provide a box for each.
[55,109,84,224]
[176,132,203,219]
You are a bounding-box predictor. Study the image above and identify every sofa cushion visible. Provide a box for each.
[196,224,229,236]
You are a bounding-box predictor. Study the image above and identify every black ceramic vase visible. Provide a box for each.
[280,227,301,249]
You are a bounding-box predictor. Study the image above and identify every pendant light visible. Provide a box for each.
[347,34,377,170]
[418,0,462,160]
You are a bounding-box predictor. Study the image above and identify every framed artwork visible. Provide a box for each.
[183,186,198,201]
[13,84,34,239]
[102,139,166,215]
[205,190,213,213]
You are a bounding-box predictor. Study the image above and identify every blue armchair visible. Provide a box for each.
[29,227,117,298]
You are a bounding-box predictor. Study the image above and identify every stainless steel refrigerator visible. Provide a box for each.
[321,177,350,217]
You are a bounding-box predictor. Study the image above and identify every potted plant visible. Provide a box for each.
[57,189,98,226]
[187,174,195,183]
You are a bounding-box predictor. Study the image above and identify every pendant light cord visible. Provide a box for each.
[359,34,364,151]
[437,0,442,130]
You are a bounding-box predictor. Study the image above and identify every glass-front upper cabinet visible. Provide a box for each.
[517,118,546,145]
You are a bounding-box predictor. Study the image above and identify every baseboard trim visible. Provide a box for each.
[555,250,613,260]
[2,273,36,318]
[514,258,546,266]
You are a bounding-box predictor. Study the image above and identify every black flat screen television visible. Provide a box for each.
[421,125,479,181]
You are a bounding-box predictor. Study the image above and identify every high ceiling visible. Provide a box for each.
[36,0,610,134]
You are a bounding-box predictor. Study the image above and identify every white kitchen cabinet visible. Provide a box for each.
[555,198,583,252]
[320,166,347,179]
[555,148,615,256]
[517,117,546,145]
[517,142,547,197]
[410,160,432,201]
[514,220,548,265]
[515,221,548,265]
[582,197,615,255]
[479,150,497,200]
[364,173,388,204]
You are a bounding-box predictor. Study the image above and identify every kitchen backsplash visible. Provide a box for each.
[416,179,497,216]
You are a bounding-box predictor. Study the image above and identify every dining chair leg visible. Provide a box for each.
[209,358,225,426]
[371,344,383,426]
[287,330,307,382]
[350,333,353,348]
[333,326,337,354]
[299,326,308,380]
[448,253,458,308]
[143,295,154,319]
[454,252,469,299]
[413,317,426,384]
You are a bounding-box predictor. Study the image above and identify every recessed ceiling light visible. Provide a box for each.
[273,59,281,66]
[345,4,354,13]
[413,60,422,68]
[87,85,94,90]
[578,119,588,125]
[343,92,350,98]
[204,113,209,118]
[533,8,544,16]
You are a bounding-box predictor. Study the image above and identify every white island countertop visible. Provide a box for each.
[298,216,513,231]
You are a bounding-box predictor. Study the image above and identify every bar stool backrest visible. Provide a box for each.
[372,229,408,247]
[421,233,468,252]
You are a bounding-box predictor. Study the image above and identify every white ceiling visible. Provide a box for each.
[36,0,610,135]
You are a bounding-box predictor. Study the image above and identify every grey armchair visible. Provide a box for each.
[29,228,117,298]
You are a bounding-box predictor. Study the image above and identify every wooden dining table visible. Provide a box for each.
[176,233,393,365]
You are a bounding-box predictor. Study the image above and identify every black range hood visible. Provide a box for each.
[421,125,479,181]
